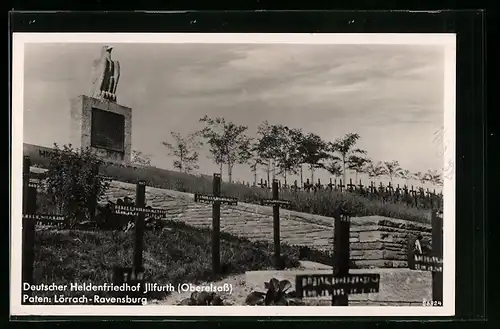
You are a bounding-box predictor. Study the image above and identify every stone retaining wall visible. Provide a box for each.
[102,180,431,269]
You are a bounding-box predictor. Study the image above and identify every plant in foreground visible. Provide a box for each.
[178,291,224,305]
[245,278,304,306]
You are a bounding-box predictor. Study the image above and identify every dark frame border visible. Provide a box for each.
[8,10,486,322]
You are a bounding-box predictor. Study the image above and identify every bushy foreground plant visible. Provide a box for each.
[245,278,304,306]
[44,144,110,228]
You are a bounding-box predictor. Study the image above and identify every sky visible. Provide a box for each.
[23,42,446,189]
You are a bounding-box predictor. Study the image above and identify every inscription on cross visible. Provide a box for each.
[194,173,238,274]
[295,206,380,305]
[259,179,292,269]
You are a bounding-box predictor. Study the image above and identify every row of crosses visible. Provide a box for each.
[254,177,441,198]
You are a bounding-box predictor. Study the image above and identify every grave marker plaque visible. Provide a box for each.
[296,273,380,298]
[295,207,380,305]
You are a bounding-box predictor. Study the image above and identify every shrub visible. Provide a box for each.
[245,278,304,306]
[44,143,110,228]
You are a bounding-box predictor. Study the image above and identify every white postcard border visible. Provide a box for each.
[10,32,456,317]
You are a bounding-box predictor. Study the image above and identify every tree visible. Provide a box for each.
[366,161,387,181]
[248,146,260,187]
[288,128,306,186]
[414,171,426,185]
[329,133,367,186]
[199,115,252,183]
[255,121,276,185]
[274,126,303,186]
[325,160,343,181]
[45,143,110,228]
[131,150,151,166]
[424,169,443,188]
[383,160,403,183]
[297,132,330,183]
[399,168,413,186]
[162,131,202,174]
[347,156,371,182]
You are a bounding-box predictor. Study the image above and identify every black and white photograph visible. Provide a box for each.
[11,33,456,317]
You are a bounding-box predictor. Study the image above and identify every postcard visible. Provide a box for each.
[10,32,456,317]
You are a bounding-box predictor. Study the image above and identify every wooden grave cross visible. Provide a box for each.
[327,178,335,191]
[387,182,394,194]
[258,179,268,189]
[357,180,364,191]
[407,210,443,305]
[295,207,380,305]
[194,173,238,274]
[378,182,385,194]
[110,181,168,270]
[347,179,356,192]
[370,181,376,194]
[315,178,322,191]
[303,179,313,192]
[338,179,345,192]
[409,186,416,196]
[259,179,292,269]
[109,181,168,297]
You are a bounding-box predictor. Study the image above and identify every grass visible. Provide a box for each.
[32,220,314,301]
[26,144,431,223]
[99,164,431,223]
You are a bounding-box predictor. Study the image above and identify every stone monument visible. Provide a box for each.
[69,45,132,163]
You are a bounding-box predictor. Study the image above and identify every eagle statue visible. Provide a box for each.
[91,45,121,102]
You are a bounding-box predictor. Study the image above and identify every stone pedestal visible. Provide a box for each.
[69,95,132,163]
